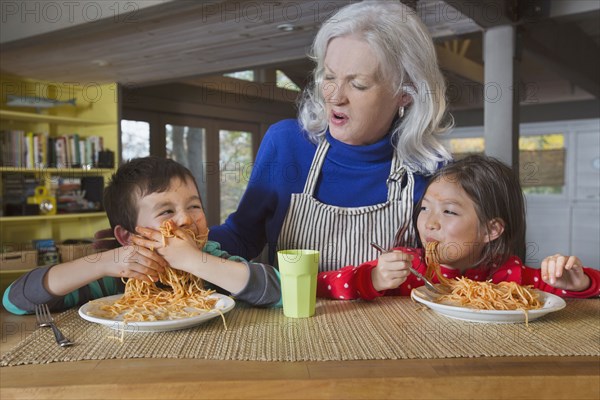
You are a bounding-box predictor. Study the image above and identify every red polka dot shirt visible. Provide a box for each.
[317,247,600,301]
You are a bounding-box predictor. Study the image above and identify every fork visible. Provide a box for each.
[370,242,443,294]
[35,304,73,347]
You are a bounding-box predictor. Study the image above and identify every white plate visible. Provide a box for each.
[78,293,235,332]
[410,285,566,323]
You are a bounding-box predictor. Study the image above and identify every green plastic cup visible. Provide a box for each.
[277,249,319,318]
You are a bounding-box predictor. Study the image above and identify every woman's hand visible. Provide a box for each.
[133,224,201,274]
[541,253,590,292]
[371,250,413,292]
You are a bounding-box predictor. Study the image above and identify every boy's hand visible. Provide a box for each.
[371,250,413,292]
[102,244,167,283]
[541,253,590,292]
[133,224,201,274]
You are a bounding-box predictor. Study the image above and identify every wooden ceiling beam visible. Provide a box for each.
[440,0,516,28]
[0,0,346,84]
[549,1,600,18]
[277,58,314,89]
[522,21,600,98]
[182,75,298,103]
[435,45,484,84]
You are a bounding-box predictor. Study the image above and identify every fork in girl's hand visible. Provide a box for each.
[370,242,443,294]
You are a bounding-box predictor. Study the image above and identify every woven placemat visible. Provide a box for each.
[2,297,599,366]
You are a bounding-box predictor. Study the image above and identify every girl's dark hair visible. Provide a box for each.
[103,156,199,233]
[414,154,527,269]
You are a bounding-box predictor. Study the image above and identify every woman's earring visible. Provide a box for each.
[399,106,405,119]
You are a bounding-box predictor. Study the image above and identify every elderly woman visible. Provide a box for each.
[210,1,452,271]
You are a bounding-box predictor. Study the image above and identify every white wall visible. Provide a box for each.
[448,119,600,269]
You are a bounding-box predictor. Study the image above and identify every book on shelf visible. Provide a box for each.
[0,130,24,168]
[38,132,48,168]
[47,137,56,168]
[70,134,80,167]
[55,136,67,168]
[0,130,106,169]
[25,132,34,168]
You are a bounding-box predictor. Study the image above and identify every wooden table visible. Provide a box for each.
[1,309,599,400]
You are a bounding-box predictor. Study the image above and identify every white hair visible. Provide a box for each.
[297,0,452,174]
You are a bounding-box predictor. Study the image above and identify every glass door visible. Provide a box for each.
[218,125,258,223]
[165,123,208,205]
[161,116,258,226]
[121,120,150,161]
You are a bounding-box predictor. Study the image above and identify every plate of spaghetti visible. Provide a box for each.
[411,284,565,323]
[79,221,234,332]
[410,241,566,323]
[79,293,235,332]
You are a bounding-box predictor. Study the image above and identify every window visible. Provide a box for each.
[519,134,565,195]
[445,137,484,158]
[219,130,253,223]
[223,70,254,81]
[276,70,300,92]
[165,124,208,204]
[121,120,150,161]
[445,133,565,194]
[161,118,258,226]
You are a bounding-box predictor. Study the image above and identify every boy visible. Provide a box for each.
[3,157,281,314]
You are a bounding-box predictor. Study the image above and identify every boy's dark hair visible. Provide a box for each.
[414,154,527,269]
[103,156,199,233]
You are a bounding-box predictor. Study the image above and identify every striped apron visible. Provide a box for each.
[277,140,416,272]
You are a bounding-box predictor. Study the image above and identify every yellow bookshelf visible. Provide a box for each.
[1,76,119,288]
[0,110,111,126]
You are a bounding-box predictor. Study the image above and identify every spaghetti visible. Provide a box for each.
[425,241,542,312]
[89,221,219,323]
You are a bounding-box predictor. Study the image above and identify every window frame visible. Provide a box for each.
[446,124,570,202]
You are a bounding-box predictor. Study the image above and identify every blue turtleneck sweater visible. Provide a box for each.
[209,119,430,263]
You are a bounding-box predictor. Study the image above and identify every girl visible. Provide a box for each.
[318,155,600,300]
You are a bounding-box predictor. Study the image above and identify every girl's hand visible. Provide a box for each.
[371,250,413,291]
[102,244,167,283]
[541,253,590,292]
[133,224,201,273]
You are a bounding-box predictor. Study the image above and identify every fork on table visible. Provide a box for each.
[35,303,73,347]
